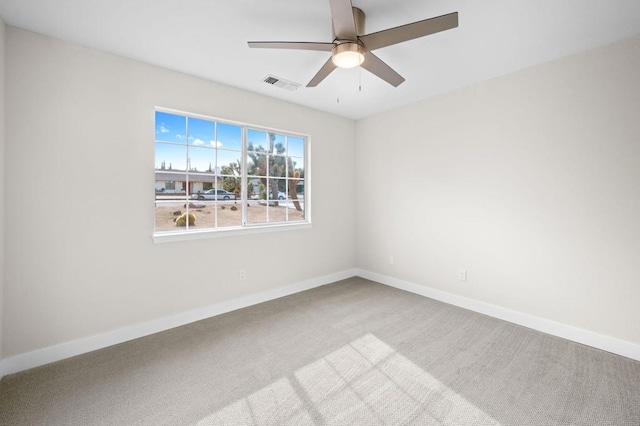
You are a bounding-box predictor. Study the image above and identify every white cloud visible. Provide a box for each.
[159,123,170,133]
[182,137,222,147]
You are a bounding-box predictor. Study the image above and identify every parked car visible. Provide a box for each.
[269,191,286,200]
[190,189,236,200]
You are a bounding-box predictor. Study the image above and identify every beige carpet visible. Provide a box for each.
[1,277,639,425]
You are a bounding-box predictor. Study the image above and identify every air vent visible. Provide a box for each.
[262,75,301,92]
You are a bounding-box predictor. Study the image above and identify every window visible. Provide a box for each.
[154,109,308,240]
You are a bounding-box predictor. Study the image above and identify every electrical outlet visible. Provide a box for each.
[458,269,467,281]
[239,269,246,281]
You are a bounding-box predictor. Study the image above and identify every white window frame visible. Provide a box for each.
[153,108,311,244]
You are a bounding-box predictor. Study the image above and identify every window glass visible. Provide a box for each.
[187,117,215,147]
[155,112,187,143]
[218,150,242,175]
[188,146,216,174]
[155,142,186,171]
[247,129,268,152]
[288,136,304,158]
[155,110,308,236]
[218,122,242,151]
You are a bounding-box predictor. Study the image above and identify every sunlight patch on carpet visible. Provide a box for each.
[195,333,499,425]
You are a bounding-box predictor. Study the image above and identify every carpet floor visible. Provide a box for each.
[1,277,639,425]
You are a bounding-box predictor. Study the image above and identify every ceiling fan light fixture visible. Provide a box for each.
[331,43,364,69]
[248,0,459,87]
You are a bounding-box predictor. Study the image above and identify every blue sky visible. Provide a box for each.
[155,111,242,149]
[155,111,305,172]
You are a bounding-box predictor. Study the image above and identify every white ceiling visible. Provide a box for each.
[1,0,639,119]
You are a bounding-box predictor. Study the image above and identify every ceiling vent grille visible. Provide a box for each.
[262,75,301,92]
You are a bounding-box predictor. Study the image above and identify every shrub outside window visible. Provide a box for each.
[154,109,308,239]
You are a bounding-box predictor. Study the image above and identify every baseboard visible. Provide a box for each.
[0,269,358,378]
[3,267,637,379]
[357,269,640,362]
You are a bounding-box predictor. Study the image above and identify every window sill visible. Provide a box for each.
[152,222,312,244]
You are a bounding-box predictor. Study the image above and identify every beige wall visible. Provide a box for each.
[356,35,640,345]
[3,24,639,362]
[3,27,356,357]
[0,17,5,360]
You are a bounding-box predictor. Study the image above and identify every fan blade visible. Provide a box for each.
[329,0,357,40]
[361,52,405,87]
[247,41,334,52]
[307,57,337,87]
[359,12,458,51]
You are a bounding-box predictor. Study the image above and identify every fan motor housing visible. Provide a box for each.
[331,42,364,68]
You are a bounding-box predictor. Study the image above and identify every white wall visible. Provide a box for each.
[357,35,640,345]
[3,27,356,357]
[3,23,639,367]
[0,17,5,360]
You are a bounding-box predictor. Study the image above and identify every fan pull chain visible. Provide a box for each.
[359,67,362,92]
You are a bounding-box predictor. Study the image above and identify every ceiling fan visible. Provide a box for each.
[248,0,458,88]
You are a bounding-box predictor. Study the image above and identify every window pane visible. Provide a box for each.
[288,136,304,158]
[190,201,218,229]
[248,129,268,152]
[188,175,219,198]
[288,156,304,177]
[188,145,216,173]
[255,178,288,224]
[293,179,305,196]
[155,142,187,171]
[155,112,187,143]
[287,178,304,198]
[247,202,268,225]
[220,176,240,197]
[269,155,288,178]
[269,205,287,223]
[188,117,215,147]
[287,204,305,222]
[286,177,305,222]
[218,150,242,175]
[267,178,287,201]
[262,179,287,204]
[218,122,242,151]
[155,171,186,194]
[216,201,242,228]
[248,178,282,201]
[272,133,286,155]
[155,174,187,195]
[247,178,261,200]
[247,153,267,177]
[155,201,193,233]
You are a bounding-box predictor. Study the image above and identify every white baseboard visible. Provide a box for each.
[0,269,358,378]
[3,267,638,379]
[357,269,640,362]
